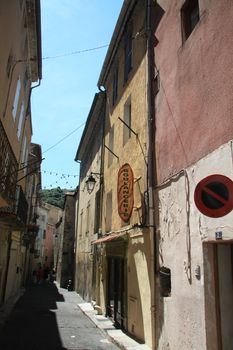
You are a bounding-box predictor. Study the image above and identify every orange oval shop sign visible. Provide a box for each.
[117,163,134,222]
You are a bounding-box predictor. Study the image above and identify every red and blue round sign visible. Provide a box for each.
[194,174,233,218]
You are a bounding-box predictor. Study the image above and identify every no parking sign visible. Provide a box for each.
[194,174,233,218]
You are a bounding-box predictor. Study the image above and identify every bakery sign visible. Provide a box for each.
[117,163,134,222]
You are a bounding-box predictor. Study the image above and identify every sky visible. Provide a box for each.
[31,0,124,190]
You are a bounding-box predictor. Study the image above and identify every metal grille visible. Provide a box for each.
[0,120,18,204]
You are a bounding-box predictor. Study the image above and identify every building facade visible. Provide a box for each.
[93,1,155,346]
[0,0,42,306]
[43,203,63,273]
[152,1,233,349]
[57,191,76,288]
[75,92,105,302]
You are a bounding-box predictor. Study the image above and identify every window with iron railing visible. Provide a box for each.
[0,120,18,203]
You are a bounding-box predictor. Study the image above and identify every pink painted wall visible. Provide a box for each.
[153,1,233,183]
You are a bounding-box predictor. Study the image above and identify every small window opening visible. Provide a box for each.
[159,266,171,297]
[6,50,13,78]
[181,0,200,41]
[123,97,131,146]
[112,66,118,106]
[124,23,133,82]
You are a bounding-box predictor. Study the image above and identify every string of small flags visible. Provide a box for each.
[42,170,79,178]
[42,170,79,189]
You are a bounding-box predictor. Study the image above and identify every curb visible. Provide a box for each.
[77,302,151,350]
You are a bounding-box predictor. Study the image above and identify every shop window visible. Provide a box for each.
[181,0,200,41]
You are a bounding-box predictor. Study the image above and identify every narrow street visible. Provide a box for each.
[0,282,119,350]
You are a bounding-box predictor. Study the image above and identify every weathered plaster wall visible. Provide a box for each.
[103,57,148,233]
[128,231,152,345]
[100,2,154,345]
[0,1,32,161]
[157,142,233,349]
[154,0,233,183]
[102,55,153,345]
[75,95,104,301]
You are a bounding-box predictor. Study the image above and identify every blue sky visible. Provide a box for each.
[31,0,123,190]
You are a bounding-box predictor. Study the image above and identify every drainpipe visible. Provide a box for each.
[146,0,157,349]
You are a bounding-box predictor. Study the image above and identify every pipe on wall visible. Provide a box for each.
[146,0,157,348]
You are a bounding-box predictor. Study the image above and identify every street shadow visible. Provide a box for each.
[0,282,67,350]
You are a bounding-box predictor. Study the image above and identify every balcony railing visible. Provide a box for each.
[0,185,28,226]
[0,120,18,205]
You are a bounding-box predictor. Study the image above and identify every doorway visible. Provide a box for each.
[214,244,233,350]
[106,257,125,328]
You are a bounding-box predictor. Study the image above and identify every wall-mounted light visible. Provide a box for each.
[85,172,102,194]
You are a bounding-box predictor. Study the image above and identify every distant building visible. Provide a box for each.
[33,205,48,269]
[43,203,63,271]
[56,191,77,288]
[74,92,105,301]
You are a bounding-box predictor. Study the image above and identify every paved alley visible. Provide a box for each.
[0,282,119,350]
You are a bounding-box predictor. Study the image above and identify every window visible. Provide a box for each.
[6,50,13,78]
[23,37,28,59]
[79,210,83,237]
[123,97,132,146]
[181,0,200,41]
[124,23,133,81]
[12,77,21,120]
[17,102,25,139]
[112,66,118,106]
[21,136,28,174]
[2,152,10,191]
[106,191,112,232]
[86,200,90,234]
[21,136,27,169]
[94,190,100,234]
[108,125,114,167]
[23,69,29,93]
[159,266,171,297]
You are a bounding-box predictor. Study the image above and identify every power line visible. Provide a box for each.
[42,44,109,61]
[42,122,85,154]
